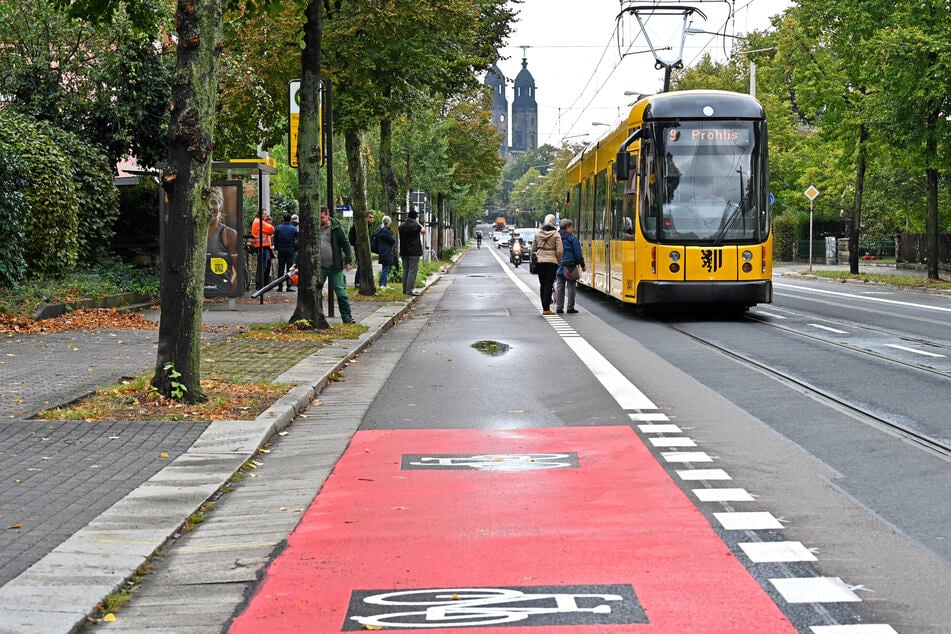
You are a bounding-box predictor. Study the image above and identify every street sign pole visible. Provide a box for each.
[804,185,820,271]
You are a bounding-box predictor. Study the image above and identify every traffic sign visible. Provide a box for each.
[288,79,321,168]
[804,185,819,201]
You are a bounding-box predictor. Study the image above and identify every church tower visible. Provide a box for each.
[484,63,509,155]
[510,53,538,153]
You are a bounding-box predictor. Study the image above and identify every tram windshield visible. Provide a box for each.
[642,120,767,244]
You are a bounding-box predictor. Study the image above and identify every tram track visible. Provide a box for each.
[660,319,951,462]
[744,309,951,381]
[760,293,951,355]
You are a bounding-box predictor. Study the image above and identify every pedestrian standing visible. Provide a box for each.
[375,216,397,288]
[555,218,585,313]
[273,212,299,291]
[319,206,355,323]
[532,214,563,315]
[250,211,275,289]
[398,209,426,296]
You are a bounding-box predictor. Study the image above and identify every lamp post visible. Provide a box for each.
[561,132,589,145]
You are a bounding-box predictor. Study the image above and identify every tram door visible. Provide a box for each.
[608,167,628,300]
[594,169,609,294]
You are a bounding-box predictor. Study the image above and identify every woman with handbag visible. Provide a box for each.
[555,218,585,314]
[532,214,563,315]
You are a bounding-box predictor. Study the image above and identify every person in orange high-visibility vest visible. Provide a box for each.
[250,212,275,289]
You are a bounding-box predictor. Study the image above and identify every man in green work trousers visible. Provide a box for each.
[319,206,355,323]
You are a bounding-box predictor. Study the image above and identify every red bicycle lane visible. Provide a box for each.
[229,425,796,633]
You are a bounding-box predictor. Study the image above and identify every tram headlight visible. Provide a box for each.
[668,251,681,273]
[741,249,753,273]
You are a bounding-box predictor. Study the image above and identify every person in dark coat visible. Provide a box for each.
[273,212,299,291]
[398,209,426,295]
[374,216,397,288]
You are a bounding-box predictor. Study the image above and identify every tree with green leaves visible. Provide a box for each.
[863,3,951,280]
[148,0,231,402]
[2,0,173,169]
[322,0,514,296]
[780,2,884,274]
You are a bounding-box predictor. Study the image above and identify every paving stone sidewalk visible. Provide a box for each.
[0,268,422,633]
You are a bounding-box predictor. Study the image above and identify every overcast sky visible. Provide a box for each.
[494,0,792,147]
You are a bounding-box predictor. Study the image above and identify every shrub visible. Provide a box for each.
[772,213,796,262]
[40,124,119,264]
[0,152,28,288]
[0,110,80,278]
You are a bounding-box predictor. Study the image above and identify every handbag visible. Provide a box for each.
[563,263,581,281]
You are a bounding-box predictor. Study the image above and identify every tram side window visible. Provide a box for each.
[594,169,607,241]
[581,180,593,243]
[612,175,632,240]
[571,183,582,236]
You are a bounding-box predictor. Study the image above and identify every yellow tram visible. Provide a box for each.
[564,90,772,309]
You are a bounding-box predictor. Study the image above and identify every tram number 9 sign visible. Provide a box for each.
[667,127,750,146]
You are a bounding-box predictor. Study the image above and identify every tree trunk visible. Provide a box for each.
[290,0,330,329]
[379,113,399,217]
[849,123,867,275]
[152,0,228,403]
[437,192,447,255]
[344,128,376,295]
[925,163,939,281]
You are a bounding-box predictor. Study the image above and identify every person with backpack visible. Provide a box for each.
[273,212,299,292]
[374,216,397,289]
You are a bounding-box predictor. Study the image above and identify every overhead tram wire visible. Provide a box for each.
[681,0,782,69]
[552,12,661,143]
[540,26,620,145]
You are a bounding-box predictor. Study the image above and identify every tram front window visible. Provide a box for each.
[645,121,764,243]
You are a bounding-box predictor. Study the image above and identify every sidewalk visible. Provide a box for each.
[773,260,934,278]
[0,266,428,634]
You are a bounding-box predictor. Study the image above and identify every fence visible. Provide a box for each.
[791,238,895,263]
[897,233,951,266]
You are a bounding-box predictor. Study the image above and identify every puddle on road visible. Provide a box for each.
[471,340,511,356]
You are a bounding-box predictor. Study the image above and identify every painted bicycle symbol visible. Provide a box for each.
[349,587,625,628]
[405,453,578,471]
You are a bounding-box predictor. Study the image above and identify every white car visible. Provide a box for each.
[497,232,512,248]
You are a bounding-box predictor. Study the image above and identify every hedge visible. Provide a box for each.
[0,110,80,278]
[0,152,28,287]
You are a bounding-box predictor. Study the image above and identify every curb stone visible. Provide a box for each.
[32,293,155,321]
